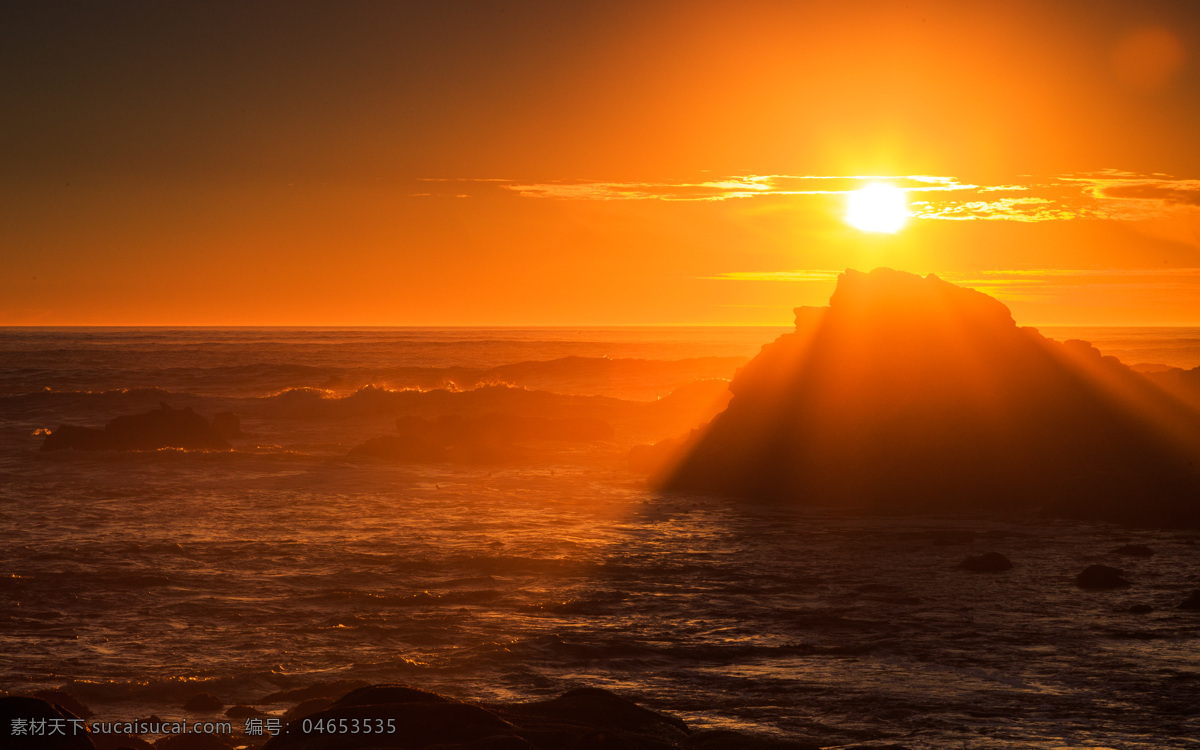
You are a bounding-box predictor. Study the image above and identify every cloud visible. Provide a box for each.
[1059,171,1200,219]
[435,174,974,202]
[430,170,1200,223]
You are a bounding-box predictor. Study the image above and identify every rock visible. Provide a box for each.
[182,692,223,712]
[262,684,691,750]
[346,434,445,462]
[1128,604,1154,614]
[1076,565,1131,589]
[282,697,336,722]
[42,404,230,452]
[211,412,243,439]
[0,696,94,749]
[39,424,112,451]
[958,552,1013,573]
[1178,590,1200,610]
[663,268,1200,526]
[1113,544,1155,557]
[223,704,267,719]
[30,689,93,719]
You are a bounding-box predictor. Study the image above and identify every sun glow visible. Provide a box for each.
[845,183,909,233]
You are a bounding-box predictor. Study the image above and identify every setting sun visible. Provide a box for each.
[845,183,909,233]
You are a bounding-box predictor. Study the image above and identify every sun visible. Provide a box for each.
[845,183,909,233]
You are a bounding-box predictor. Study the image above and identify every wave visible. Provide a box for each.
[0,355,745,401]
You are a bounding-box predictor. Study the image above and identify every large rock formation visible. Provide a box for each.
[663,268,1200,526]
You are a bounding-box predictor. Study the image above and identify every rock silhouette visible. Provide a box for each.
[0,696,94,749]
[663,268,1200,527]
[41,403,230,452]
[1075,564,1131,589]
[958,552,1013,572]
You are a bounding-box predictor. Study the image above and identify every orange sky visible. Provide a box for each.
[3,0,1200,325]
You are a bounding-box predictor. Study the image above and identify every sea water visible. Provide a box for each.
[1,327,1198,749]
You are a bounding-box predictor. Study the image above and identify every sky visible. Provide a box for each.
[3,0,1200,326]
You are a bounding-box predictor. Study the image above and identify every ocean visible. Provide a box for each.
[2,326,1199,749]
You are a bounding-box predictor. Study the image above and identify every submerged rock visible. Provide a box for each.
[42,403,230,452]
[1076,564,1131,589]
[958,552,1013,572]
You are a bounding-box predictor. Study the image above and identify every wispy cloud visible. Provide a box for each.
[430,170,1200,223]
[495,175,970,202]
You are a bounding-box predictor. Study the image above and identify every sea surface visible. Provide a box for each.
[2,327,1199,749]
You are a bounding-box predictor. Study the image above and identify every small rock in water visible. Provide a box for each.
[958,552,1013,572]
[1178,590,1200,610]
[183,692,223,712]
[1075,564,1131,589]
[224,704,267,719]
[1113,544,1155,557]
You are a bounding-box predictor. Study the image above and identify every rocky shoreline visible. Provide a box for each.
[0,682,906,750]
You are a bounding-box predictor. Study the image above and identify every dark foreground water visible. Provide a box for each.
[2,327,1199,749]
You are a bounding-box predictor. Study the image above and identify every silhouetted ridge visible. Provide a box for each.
[664,268,1200,526]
